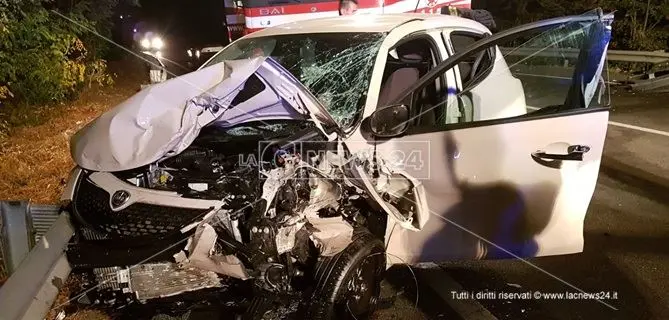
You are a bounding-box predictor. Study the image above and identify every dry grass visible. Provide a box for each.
[0,60,144,203]
[0,60,145,319]
[44,274,111,320]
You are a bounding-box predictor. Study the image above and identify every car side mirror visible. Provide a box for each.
[369,104,410,137]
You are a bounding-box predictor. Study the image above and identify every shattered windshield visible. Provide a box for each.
[203,32,386,128]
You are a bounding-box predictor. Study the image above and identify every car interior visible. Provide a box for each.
[446,32,494,123]
[377,37,444,127]
[449,32,493,88]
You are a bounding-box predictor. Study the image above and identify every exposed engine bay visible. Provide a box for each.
[65,120,421,310]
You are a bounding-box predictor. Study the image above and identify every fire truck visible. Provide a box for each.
[184,0,486,70]
[223,0,475,41]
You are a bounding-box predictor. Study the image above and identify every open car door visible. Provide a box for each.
[358,9,613,263]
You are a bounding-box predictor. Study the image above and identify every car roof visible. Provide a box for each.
[247,13,489,37]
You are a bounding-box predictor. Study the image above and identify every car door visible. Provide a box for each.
[356,10,613,263]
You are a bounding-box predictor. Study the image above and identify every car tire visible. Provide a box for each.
[305,230,386,320]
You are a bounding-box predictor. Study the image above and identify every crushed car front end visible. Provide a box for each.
[62,125,383,305]
[61,30,392,318]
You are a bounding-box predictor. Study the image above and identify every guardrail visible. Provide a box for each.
[501,47,669,91]
[629,73,669,92]
[500,47,669,64]
[1,202,61,277]
[0,201,69,320]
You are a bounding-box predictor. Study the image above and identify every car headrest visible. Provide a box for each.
[400,53,423,63]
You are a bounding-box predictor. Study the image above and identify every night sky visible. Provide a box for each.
[132,0,228,48]
[119,0,494,50]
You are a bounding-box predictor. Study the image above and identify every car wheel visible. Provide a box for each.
[306,230,386,320]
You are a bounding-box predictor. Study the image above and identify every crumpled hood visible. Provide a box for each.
[71,57,314,172]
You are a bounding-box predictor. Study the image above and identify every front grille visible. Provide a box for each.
[73,176,211,241]
[93,266,126,290]
[91,263,221,301]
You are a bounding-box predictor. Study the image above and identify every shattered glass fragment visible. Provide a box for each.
[201,32,387,129]
[224,122,301,136]
[226,126,264,136]
[293,34,386,128]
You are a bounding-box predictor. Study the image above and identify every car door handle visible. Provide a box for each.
[532,145,590,161]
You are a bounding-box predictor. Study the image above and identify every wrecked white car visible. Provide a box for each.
[61,10,613,319]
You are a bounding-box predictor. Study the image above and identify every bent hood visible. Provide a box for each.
[72,57,327,172]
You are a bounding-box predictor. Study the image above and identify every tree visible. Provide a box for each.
[485,0,669,51]
[606,0,669,50]
[0,0,120,108]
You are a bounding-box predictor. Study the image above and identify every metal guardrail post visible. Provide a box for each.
[29,203,62,244]
[629,73,669,92]
[0,202,33,275]
[1,202,61,277]
[0,212,73,320]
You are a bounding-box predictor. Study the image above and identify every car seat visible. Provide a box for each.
[378,48,441,127]
[377,53,422,107]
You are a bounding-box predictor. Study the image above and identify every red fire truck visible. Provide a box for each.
[223,0,474,40]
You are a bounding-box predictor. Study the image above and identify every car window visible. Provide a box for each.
[447,32,495,89]
[202,33,386,129]
[413,18,611,127]
[377,36,440,106]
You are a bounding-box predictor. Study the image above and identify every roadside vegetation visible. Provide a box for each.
[492,0,669,73]
[0,0,123,134]
[0,0,143,203]
[493,0,669,51]
[0,59,143,203]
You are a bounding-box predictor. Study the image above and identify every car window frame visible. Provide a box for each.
[444,30,496,91]
[378,31,444,105]
[385,12,612,136]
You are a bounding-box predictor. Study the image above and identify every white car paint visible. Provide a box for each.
[87,172,224,211]
[469,47,528,121]
[379,110,609,263]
